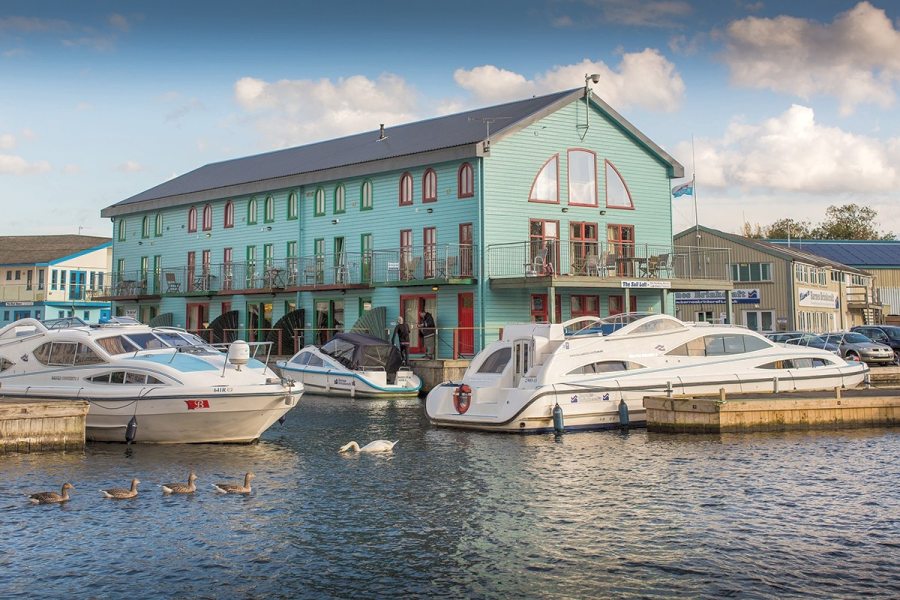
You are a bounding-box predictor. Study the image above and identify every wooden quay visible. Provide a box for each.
[0,399,89,453]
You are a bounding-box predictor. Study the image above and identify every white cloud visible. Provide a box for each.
[551,0,693,29]
[0,154,51,175]
[0,133,15,150]
[116,160,143,173]
[234,73,420,148]
[675,104,900,193]
[455,51,685,111]
[723,1,900,114]
[0,16,71,33]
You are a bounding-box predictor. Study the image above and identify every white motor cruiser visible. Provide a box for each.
[425,313,869,433]
[0,317,302,443]
[278,332,421,398]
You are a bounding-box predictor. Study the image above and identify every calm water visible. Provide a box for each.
[1,395,898,599]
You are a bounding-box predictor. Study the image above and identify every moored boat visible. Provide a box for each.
[278,332,421,397]
[425,313,869,433]
[0,317,302,443]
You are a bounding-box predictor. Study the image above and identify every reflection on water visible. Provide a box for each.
[1,394,898,599]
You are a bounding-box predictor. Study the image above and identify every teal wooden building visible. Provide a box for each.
[99,88,731,357]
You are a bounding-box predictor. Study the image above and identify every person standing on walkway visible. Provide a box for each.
[419,310,436,359]
[391,316,410,365]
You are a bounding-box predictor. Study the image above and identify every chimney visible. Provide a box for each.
[378,124,386,141]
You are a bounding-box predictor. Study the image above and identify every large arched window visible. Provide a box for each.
[202,204,212,231]
[224,201,234,228]
[141,216,150,238]
[458,162,474,198]
[529,155,559,203]
[605,160,633,209]
[187,207,197,232]
[264,195,274,222]
[422,169,437,203]
[361,180,373,210]
[334,185,346,214]
[154,213,163,237]
[247,197,258,224]
[399,172,413,206]
[568,149,597,206]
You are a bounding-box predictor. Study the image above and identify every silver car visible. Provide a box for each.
[821,332,895,365]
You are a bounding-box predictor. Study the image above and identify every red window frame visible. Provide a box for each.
[423,226,436,278]
[607,223,635,276]
[202,204,212,231]
[399,172,413,206]
[224,201,234,228]
[459,222,473,277]
[571,295,600,318]
[187,206,197,233]
[570,221,598,275]
[529,218,560,273]
[457,162,473,198]
[608,295,638,316]
[422,168,437,203]
[530,294,562,323]
[528,154,560,204]
[567,148,598,207]
[605,159,635,210]
[187,251,196,291]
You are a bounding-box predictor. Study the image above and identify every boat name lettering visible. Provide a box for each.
[334,378,352,386]
[51,375,78,380]
[212,386,232,393]
[185,400,210,410]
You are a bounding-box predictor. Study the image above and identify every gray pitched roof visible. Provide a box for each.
[102,89,683,217]
[0,235,111,266]
[768,239,900,268]
[675,225,868,276]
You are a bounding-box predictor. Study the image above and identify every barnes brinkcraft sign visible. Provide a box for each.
[674,289,761,304]
[798,288,839,308]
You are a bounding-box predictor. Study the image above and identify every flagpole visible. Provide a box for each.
[692,135,699,246]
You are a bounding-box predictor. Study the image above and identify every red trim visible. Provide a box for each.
[528,154,560,204]
[224,201,234,228]
[457,162,474,198]
[422,168,437,203]
[187,206,197,233]
[604,159,634,210]
[202,204,212,231]
[567,148,598,207]
[399,172,413,206]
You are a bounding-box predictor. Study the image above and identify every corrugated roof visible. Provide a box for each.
[768,240,900,267]
[103,88,683,216]
[0,235,110,265]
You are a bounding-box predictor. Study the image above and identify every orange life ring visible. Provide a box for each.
[453,384,472,414]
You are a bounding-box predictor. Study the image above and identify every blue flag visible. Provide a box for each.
[672,179,694,197]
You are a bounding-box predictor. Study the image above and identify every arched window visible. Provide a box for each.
[154,213,163,237]
[264,196,274,222]
[141,216,150,238]
[458,162,474,198]
[334,184,346,214]
[187,207,197,232]
[224,201,234,228]
[117,219,126,241]
[605,160,633,209]
[399,172,413,206]
[247,197,258,224]
[361,180,373,210]
[202,204,212,231]
[568,149,597,206]
[529,155,559,203]
[422,169,437,203]
[315,187,326,216]
[287,191,298,220]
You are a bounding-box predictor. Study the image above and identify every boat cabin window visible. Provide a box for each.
[477,347,512,374]
[567,360,644,375]
[33,342,104,366]
[122,333,167,350]
[97,335,141,355]
[289,351,312,365]
[0,357,13,371]
[629,320,683,335]
[666,334,771,357]
[759,358,830,369]
[88,372,165,384]
[306,354,325,367]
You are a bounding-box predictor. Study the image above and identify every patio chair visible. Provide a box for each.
[401,256,420,280]
[525,247,552,276]
[164,272,180,292]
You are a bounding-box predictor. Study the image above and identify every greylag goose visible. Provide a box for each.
[29,482,74,504]
[339,440,399,453]
[213,472,254,494]
[101,478,140,499]
[161,471,197,494]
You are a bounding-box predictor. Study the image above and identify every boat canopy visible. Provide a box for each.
[320,332,403,374]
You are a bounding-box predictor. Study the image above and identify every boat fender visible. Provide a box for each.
[125,415,138,444]
[618,399,629,428]
[552,402,564,433]
[278,414,287,426]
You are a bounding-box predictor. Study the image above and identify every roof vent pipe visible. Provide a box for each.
[378,124,387,141]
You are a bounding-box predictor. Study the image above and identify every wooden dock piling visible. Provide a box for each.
[0,399,89,453]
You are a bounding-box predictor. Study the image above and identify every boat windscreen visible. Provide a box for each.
[122,332,168,350]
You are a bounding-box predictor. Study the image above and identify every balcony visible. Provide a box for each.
[487,241,731,282]
[370,244,476,286]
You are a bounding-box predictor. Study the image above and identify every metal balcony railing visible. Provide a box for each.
[487,241,732,281]
[370,244,476,284]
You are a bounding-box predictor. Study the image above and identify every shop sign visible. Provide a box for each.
[798,288,838,308]
[621,280,672,289]
[674,289,761,304]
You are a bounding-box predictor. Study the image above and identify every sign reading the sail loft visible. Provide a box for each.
[621,280,672,289]
[798,288,839,308]
[674,289,761,304]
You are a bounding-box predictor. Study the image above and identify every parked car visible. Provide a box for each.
[821,331,895,365]
[851,325,900,364]
[765,331,840,355]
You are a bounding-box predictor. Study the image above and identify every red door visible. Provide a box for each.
[457,292,474,356]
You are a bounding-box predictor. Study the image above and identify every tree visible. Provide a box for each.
[740,221,764,239]
[812,204,894,240]
[763,218,815,240]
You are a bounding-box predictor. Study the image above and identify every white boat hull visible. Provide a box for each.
[280,366,421,398]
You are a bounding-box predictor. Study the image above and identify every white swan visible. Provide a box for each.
[339,439,399,453]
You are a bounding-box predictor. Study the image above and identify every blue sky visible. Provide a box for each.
[2,0,898,238]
